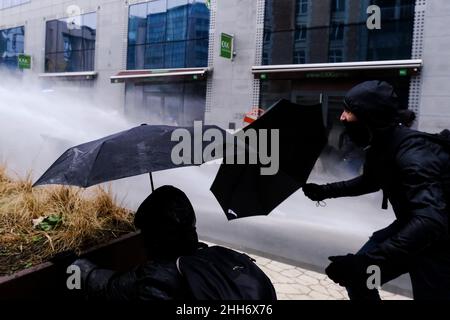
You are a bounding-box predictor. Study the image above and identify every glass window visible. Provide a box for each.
[262,52,269,65]
[45,12,97,72]
[332,0,346,12]
[127,0,210,70]
[127,44,146,70]
[82,49,95,71]
[165,41,186,68]
[0,26,24,69]
[328,49,343,62]
[45,20,59,53]
[145,44,165,69]
[329,22,344,41]
[128,2,148,46]
[82,13,97,51]
[187,0,210,40]
[147,0,167,44]
[295,25,307,41]
[167,0,188,41]
[45,53,57,73]
[263,0,415,65]
[294,50,306,64]
[186,38,208,67]
[295,0,308,16]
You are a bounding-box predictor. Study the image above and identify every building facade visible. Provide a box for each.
[0,0,448,139]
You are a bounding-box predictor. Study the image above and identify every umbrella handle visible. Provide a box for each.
[316,201,327,208]
[149,172,155,192]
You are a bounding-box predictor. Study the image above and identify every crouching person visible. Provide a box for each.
[303,81,450,300]
[71,186,277,301]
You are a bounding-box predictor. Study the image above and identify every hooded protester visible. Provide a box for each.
[71,185,199,300]
[71,185,276,301]
[303,80,450,300]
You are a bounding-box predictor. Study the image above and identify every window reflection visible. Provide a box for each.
[145,44,165,69]
[45,12,96,72]
[263,0,415,65]
[0,26,24,69]
[167,0,188,42]
[127,0,210,70]
[129,2,148,46]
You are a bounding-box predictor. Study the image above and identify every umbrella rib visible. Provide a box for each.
[85,141,106,187]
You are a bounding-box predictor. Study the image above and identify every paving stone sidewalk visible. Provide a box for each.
[248,254,411,300]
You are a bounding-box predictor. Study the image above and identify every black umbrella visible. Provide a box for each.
[33,124,233,191]
[210,99,328,220]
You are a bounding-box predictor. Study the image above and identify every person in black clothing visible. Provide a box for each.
[303,80,450,300]
[71,185,276,301]
[71,186,199,300]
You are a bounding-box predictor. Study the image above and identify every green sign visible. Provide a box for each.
[206,0,211,9]
[220,33,234,60]
[399,69,408,76]
[18,54,31,69]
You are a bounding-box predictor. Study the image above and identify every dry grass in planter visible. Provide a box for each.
[0,165,135,276]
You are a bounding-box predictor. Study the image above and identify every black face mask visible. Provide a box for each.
[341,120,372,148]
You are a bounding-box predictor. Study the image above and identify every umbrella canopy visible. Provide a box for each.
[210,99,328,220]
[33,124,231,189]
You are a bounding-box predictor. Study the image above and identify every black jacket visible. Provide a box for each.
[329,80,450,265]
[82,258,192,301]
[328,126,450,263]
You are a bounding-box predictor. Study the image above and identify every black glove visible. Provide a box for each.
[325,254,374,287]
[70,259,115,297]
[70,258,99,288]
[303,183,332,201]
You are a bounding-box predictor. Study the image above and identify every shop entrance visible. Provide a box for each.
[124,81,207,127]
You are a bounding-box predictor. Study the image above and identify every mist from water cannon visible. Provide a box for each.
[0,68,398,277]
[0,69,133,178]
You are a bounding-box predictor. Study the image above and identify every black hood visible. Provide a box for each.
[344,80,400,130]
[134,185,198,259]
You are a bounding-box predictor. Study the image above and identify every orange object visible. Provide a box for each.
[243,107,265,126]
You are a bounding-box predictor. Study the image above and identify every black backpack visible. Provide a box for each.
[391,128,450,151]
[388,127,450,205]
[177,245,277,300]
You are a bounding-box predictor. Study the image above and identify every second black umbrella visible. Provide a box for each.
[210,99,328,220]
